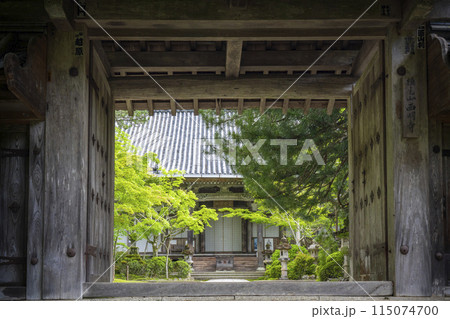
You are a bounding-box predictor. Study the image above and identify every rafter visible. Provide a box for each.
[225,41,242,78]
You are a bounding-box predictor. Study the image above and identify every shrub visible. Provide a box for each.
[265,245,312,279]
[265,260,281,279]
[115,254,145,276]
[173,260,191,279]
[128,260,146,276]
[145,256,173,278]
[316,251,344,281]
[287,253,317,280]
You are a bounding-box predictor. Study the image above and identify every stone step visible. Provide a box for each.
[192,271,265,280]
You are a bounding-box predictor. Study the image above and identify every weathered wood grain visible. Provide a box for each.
[428,119,446,296]
[385,27,432,296]
[43,29,89,299]
[82,281,394,298]
[26,121,45,299]
[3,36,47,120]
[225,41,242,78]
[349,41,389,282]
[110,75,355,100]
[75,0,401,22]
[0,128,28,285]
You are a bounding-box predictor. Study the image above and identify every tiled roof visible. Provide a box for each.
[127,110,240,178]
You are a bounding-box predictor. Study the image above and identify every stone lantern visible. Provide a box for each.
[182,243,194,271]
[276,236,291,280]
[308,243,319,263]
[262,241,273,268]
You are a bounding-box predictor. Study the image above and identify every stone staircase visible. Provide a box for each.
[192,270,265,281]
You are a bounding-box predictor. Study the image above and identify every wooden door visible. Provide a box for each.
[442,125,450,286]
[349,41,388,281]
[85,44,114,282]
[0,125,28,285]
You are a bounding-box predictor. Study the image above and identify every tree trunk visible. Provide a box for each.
[152,241,159,257]
[165,244,170,279]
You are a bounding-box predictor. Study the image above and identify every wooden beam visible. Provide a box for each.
[225,41,242,78]
[75,0,400,22]
[193,99,199,116]
[282,99,289,115]
[43,29,89,299]
[110,75,355,100]
[92,41,111,78]
[115,99,349,112]
[82,281,394,298]
[385,27,432,296]
[170,99,176,116]
[88,27,389,41]
[3,36,47,120]
[304,99,311,114]
[147,99,154,116]
[215,99,221,115]
[351,40,381,77]
[44,0,74,31]
[399,0,433,33]
[107,50,358,75]
[126,100,133,116]
[237,98,243,115]
[259,98,266,115]
[0,0,49,26]
[326,98,335,115]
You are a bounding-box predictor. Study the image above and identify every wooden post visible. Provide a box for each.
[26,122,45,300]
[384,26,431,296]
[42,29,89,299]
[428,118,446,296]
[257,224,264,270]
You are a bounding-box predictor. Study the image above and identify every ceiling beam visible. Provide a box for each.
[110,74,355,100]
[399,0,433,33]
[88,27,389,41]
[115,99,348,112]
[351,40,380,77]
[74,0,400,21]
[92,41,112,78]
[106,50,359,74]
[225,41,242,78]
[44,0,74,31]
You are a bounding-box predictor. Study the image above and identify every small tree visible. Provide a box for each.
[134,169,218,278]
[114,129,218,278]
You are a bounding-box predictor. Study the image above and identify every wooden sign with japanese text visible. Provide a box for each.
[403,77,419,138]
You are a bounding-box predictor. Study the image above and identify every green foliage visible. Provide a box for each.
[173,260,191,279]
[265,245,313,280]
[316,251,344,281]
[201,108,349,225]
[287,253,316,280]
[116,254,146,276]
[128,260,146,276]
[265,260,281,279]
[114,128,218,279]
[145,257,173,278]
[316,231,340,266]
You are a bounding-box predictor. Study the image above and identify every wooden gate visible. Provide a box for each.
[85,43,115,282]
[349,41,389,281]
[0,125,28,286]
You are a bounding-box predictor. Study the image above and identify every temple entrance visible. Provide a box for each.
[204,213,242,253]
